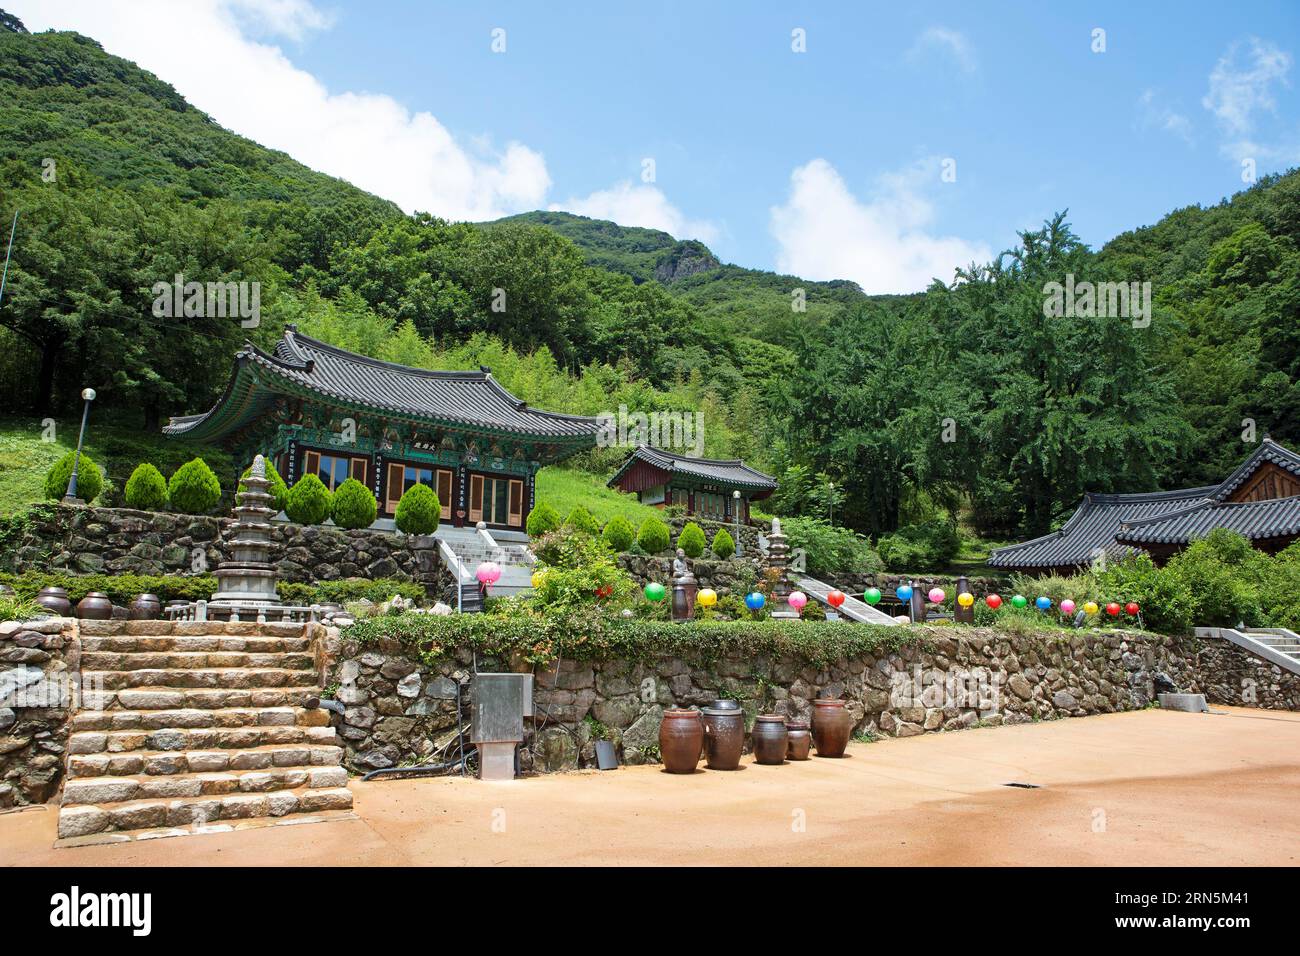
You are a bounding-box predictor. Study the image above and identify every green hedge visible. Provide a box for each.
[277,577,425,605]
[526,501,561,537]
[0,570,216,604]
[564,504,599,535]
[711,527,735,559]
[346,613,918,668]
[677,521,706,558]
[636,515,671,554]
[601,514,635,552]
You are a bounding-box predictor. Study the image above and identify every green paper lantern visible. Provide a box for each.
[1010,594,1028,609]
[644,582,667,602]
[864,587,882,605]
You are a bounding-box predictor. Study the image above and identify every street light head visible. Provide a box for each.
[81,388,96,401]
[733,490,740,498]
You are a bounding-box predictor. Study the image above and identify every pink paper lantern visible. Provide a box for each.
[476,561,502,585]
[788,591,808,611]
[1060,599,1076,615]
[928,588,946,604]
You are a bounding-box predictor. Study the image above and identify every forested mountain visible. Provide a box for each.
[1,13,1296,542]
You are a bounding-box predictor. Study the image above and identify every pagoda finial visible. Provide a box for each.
[252,454,266,479]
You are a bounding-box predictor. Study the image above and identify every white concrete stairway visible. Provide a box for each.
[1195,626,1300,677]
[791,573,901,626]
[57,619,354,846]
[437,524,535,604]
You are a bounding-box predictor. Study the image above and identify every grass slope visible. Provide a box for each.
[535,467,661,528]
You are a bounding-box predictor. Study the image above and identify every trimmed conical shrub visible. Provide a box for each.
[45,450,104,504]
[284,473,332,525]
[678,521,706,559]
[124,463,168,510]
[565,504,599,535]
[636,515,671,554]
[168,458,222,514]
[526,501,561,537]
[395,483,440,535]
[711,527,736,560]
[602,514,635,552]
[331,477,378,530]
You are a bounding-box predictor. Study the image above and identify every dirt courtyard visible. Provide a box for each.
[3,706,1297,866]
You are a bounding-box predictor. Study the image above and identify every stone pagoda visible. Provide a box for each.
[766,517,799,619]
[209,455,282,613]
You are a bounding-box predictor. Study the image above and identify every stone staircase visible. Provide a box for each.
[1195,626,1300,677]
[56,619,354,846]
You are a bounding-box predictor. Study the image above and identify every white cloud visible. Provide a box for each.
[1137,89,1194,144]
[1202,37,1291,135]
[907,27,978,74]
[769,159,992,294]
[549,181,718,242]
[11,0,553,221]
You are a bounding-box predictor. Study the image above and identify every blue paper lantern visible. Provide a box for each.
[1035,595,1052,610]
[896,585,914,602]
[744,592,766,611]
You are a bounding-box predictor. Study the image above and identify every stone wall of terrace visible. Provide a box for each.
[3,504,443,592]
[326,624,1300,776]
[0,616,78,807]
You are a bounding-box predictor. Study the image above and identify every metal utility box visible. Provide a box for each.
[470,673,534,781]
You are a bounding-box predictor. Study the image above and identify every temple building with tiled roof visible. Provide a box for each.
[607,445,777,522]
[989,438,1300,574]
[164,327,599,531]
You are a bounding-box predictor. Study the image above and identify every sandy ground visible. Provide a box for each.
[3,706,1297,866]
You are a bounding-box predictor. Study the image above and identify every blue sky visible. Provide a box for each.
[17,0,1300,292]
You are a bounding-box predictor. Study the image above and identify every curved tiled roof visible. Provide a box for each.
[1116,495,1300,545]
[165,328,599,442]
[987,487,1215,569]
[1211,438,1300,500]
[608,445,777,491]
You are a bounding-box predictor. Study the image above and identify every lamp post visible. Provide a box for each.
[828,481,835,527]
[63,387,96,504]
[732,489,742,557]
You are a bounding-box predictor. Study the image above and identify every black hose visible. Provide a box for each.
[359,676,472,782]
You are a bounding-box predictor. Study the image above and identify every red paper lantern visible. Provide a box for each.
[985,594,1003,610]
[1105,602,1121,616]
[1125,602,1140,616]
[827,589,846,608]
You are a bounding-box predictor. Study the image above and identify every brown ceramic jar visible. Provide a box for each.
[128,593,162,620]
[785,719,812,760]
[702,707,744,770]
[811,698,853,757]
[75,591,113,620]
[659,709,704,773]
[35,586,71,616]
[750,715,789,765]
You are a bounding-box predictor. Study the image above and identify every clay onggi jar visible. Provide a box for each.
[811,698,853,757]
[702,707,744,770]
[659,709,704,773]
[785,719,812,760]
[750,715,789,765]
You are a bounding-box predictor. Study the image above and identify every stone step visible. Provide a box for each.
[57,786,354,838]
[69,742,345,778]
[82,650,316,671]
[72,705,331,732]
[56,807,359,847]
[89,667,316,691]
[78,620,310,638]
[62,765,348,805]
[83,686,321,711]
[68,724,338,755]
[80,635,311,654]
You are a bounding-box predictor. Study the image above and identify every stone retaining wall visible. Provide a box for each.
[3,504,443,591]
[0,616,78,807]
[327,626,1300,775]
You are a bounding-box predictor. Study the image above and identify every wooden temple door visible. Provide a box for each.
[468,474,524,528]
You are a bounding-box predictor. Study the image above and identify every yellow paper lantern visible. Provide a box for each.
[697,588,717,607]
[957,592,974,608]
[1083,601,1099,615]
[530,571,545,589]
